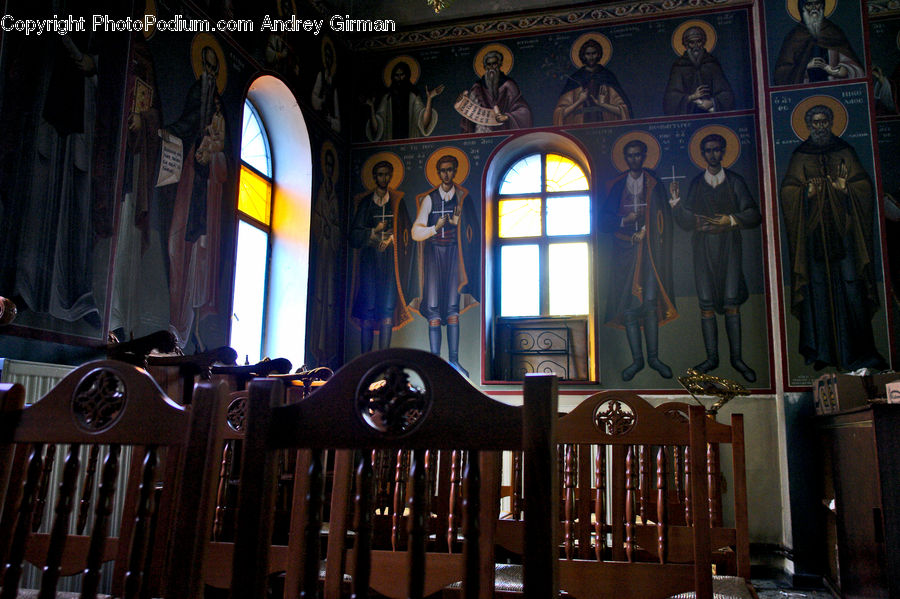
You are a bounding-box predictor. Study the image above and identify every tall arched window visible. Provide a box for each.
[496,153,591,316]
[230,76,313,368]
[488,146,595,382]
[230,99,273,363]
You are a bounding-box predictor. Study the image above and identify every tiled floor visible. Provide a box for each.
[752,578,834,599]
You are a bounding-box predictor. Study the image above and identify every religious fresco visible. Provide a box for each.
[870,13,900,370]
[771,84,890,389]
[0,0,129,341]
[306,137,346,371]
[568,114,770,390]
[869,15,900,115]
[764,0,866,89]
[347,139,494,373]
[0,0,347,357]
[352,8,754,142]
[877,120,900,363]
[349,110,771,391]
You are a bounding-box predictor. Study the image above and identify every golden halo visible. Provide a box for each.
[570,32,612,67]
[275,0,297,17]
[688,125,741,169]
[424,147,471,188]
[474,43,513,77]
[611,131,662,172]
[191,33,227,94]
[320,141,338,184]
[361,151,405,191]
[786,0,836,22]
[672,20,717,56]
[383,55,421,88]
[143,0,156,38]
[790,95,849,139]
[321,36,337,76]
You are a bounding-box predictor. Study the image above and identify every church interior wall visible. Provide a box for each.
[1,0,899,585]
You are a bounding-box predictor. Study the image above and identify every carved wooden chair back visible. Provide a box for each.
[230,348,559,599]
[203,387,310,592]
[496,391,713,599]
[655,401,751,580]
[0,383,26,530]
[0,360,225,599]
[554,391,712,599]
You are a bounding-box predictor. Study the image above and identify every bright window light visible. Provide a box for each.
[499,154,541,195]
[500,245,539,316]
[241,101,271,176]
[546,195,590,236]
[238,164,272,225]
[549,242,589,315]
[499,198,542,238]
[230,220,269,363]
[545,154,589,192]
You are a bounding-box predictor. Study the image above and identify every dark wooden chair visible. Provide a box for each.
[230,347,559,599]
[0,360,226,599]
[655,401,753,597]
[0,384,26,524]
[203,388,306,593]
[495,390,716,599]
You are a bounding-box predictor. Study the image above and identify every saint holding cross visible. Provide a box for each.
[349,153,414,353]
[601,132,678,382]
[410,148,480,377]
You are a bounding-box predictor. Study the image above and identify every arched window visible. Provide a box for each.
[487,142,595,383]
[496,153,591,316]
[230,76,313,367]
[230,99,273,363]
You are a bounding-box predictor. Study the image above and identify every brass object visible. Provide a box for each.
[677,368,750,415]
[0,295,16,326]
[425,0,455,13]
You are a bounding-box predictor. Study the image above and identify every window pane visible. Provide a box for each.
[545,154,588,192]
[238,164,272,226]
[549,243,589,315]
[546,195,590,236]
[241,100,271,176]
[500,245,539,316]
[499,198,542,238]
[230,221,269,364]
[499,154,541,195]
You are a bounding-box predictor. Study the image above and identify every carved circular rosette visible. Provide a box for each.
[592,398,636,436]
[227,396,247,433]
[71,368,127,433]
[357,363,431,437]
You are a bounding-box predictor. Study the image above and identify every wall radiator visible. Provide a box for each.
[0,358,134,594]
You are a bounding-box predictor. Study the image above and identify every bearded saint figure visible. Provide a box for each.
[773,0,864,85]
[663,26,734,115]
[460,50,532,133]
[779,104,886,371]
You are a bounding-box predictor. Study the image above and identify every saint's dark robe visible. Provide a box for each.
[773,19,863,85]
[663,51,735,115]
[601,170,677,328]
[673,170,761,312]
[348,189,414,330]
[780,135,886,370]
